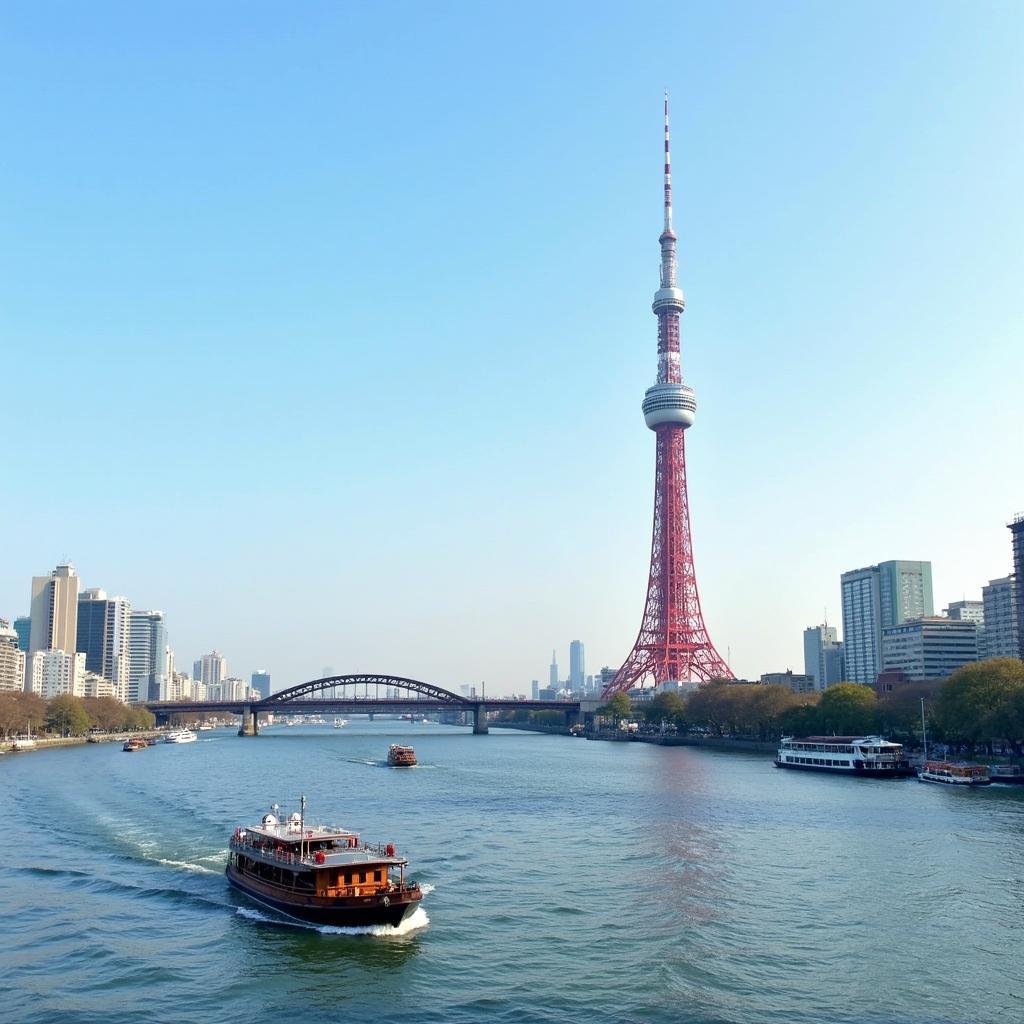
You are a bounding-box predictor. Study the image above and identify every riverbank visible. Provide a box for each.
[587,732,777,753]
[3,732,163,754]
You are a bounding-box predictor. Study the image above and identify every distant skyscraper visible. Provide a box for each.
[251,670,271,699]
[1010,513,1024,660]
[569,641,585,689]
[13,616,31,652]
[982,576,1019,659]
[77,589,131,697]
[198,651,227,690]
[841,560,933,683]
[0,619,26,693]
[530,679,539,700]
[129,611,168,703]
[549,649,558,689]
[802,625,844,689]
[29,563,80,655]
[882,616,978,680]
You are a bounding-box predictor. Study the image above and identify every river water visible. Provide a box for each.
[1,722,1021,1023]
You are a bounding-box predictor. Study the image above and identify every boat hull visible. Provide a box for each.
[774,760,915,778]
[226,865,421,927]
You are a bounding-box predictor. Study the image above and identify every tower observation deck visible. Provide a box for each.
[603,96,733,696]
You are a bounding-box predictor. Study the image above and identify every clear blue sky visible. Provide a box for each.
[2,1,1021,692]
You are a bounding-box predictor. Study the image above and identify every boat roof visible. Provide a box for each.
[238,815,407,866]
[790,735,900,745]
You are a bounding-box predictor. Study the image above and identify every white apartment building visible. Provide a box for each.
[26,650,86,698]
[0,619,26,692]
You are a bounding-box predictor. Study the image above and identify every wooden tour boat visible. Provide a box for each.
[122,736,148,752]
[917,761,991,786]
[387,744,417,767]
[227,798,422,927]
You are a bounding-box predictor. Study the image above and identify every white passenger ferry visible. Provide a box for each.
[775,735,914,777]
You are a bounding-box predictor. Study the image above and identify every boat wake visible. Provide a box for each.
[234,904,430,937]
[154,857,220,875]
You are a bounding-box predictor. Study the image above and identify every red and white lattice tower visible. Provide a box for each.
[603,96,733,697]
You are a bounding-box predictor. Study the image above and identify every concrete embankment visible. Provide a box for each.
[3,733,163,755]
[586,733,777,753]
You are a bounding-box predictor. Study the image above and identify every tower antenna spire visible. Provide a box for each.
[663,91,673,235]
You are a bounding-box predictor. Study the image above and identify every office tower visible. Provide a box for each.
[549,649,558,689]
[129,611,168,703]
[25,649,86,698]
[193,658,202,681]
[13,616,31,652]
[607,96,731,695]
[802,625,844,689]
[77,589,132,696]
[760,670,817,694]
[1011,514,1024,659]
[981,576,1019,659]
[841,560,933,683]
[881,617,979,680]
[198,651,227,689]
[944,600,984,625]
[29,563,80,654]
[0,619,26,692]
[879,560,933,626]
[530,679,539,700]
[569,640,585,690]
[251,670,271,700]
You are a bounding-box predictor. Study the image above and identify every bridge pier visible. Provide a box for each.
[472,705,489,735]
[564,708,579,731]
[238,705,260,737]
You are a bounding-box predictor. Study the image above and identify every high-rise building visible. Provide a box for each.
[0,619,26,693]
[25,649,86,698]
[198,651,227,689]
[251,670,271,700]
[802,625,845,689]
[841,560,933,683]
[77,589,132,697]
[129,611,168,703]
[1010,513,1024,660]
[606,97,731,694]
[549,650,558,689]
[13,616,31,652]
[29,563,80,655]
[530,679,539,700]
[881,616,978,680]
[982,576,1019,659]
[569,641,585,690]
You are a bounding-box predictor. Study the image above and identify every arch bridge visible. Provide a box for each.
[145,673,584,736]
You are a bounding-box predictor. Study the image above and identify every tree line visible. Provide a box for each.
[596,658,1024,754]
[0,691,155,740]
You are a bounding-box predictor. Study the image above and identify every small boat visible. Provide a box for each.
[164,728,198,744]
[917,761,991,786]
[774,735,914,777]
[227,798,423,927]
[10,736,37,751]
[387,744,417,767]
[987,765,1024,784]
[198,724,214,731]
[122,736,148,752]
[333,718,347,728]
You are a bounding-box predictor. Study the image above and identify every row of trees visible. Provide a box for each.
[0,691,155,740]
[598,659,1024,753]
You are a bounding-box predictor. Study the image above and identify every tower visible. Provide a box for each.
[604,97,732,696]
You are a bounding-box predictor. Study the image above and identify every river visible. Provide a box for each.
[1,721,1021,1023]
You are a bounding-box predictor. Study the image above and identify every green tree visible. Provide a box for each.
[126,706,156,731]
[602,692,633,722]
[643,690,686,726]
[778,697,821,738]
[816,683,878,735]
[934,658,1024,754]
[46,694,91,737]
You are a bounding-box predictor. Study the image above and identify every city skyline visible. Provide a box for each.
[2,3,1022,692]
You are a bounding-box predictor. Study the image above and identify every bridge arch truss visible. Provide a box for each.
[261,674,471,706]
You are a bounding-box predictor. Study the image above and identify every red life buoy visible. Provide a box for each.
[386,844,395,857]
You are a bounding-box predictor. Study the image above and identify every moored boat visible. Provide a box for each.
[226,799,423,927]
[987,765,1024,784]
[122,736,148,752]
[387,744,417,767]
[917,761,991,786]
[164,728,197,744]
[775,735,914,777]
